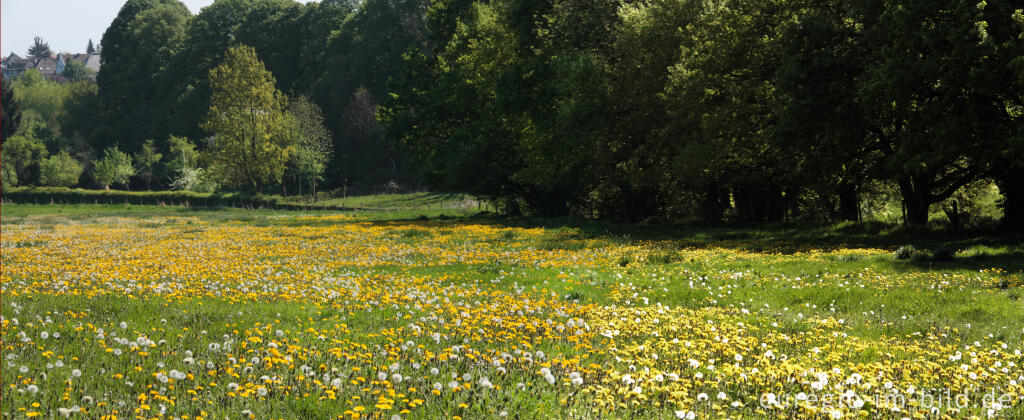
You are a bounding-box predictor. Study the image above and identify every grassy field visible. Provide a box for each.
[279,192,484,212]
[2,203,1023,419]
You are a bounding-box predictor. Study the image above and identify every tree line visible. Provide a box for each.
[3,0,416,197]
[382,0,1024,229]
[2,0,1022,229]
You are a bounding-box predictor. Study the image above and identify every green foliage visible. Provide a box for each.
[1,187,353,211]
[40,0,1023,230]
[381,0,611,215]
[97,0,191,152]
[163,0,308,141]
[201,45,292,191]
[12,70,69,142]
[1,135,48,184]
[165,135,199,174]
[857,0,1005,226]
[164,135,215,191]
[1,79,20,139]
[134,139,163,189]
[660,0,791,223]
[1,162,17,189]
[310,0,424,189]
[287,95,333,195]
[170,165,218,193]
[61,60,95,82]
[39,150,83,187]
[27,36,53,58]
[894,245,916,260]
[59,82,101,143]
[92,146,136,189]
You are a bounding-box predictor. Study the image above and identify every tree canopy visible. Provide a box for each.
[28,37,53,58]
[1,79,21,140]
[201,45,292,192]
[96,0,191,152]
[9,0,1021,230]
[62,60,95,82]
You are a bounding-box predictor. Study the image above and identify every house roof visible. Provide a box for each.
[2,53,30,68]
[2,52,101,77]
[34,57,59,75]
[82,54,101,72]
[59,53,101,72]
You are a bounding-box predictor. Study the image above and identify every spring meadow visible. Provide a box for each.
[2,0,1024,419]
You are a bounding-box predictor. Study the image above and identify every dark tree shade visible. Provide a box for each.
[1,79,21,140]
[63,0,1020,226]
[97,0,191,153]
[163,0,309,142]
[28,36,53,58]
[87,39,96,54]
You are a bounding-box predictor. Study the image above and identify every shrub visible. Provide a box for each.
[39,151,83,187]
[0,186,340,211]
[911,251,933,262]
[92,146,135,189]
[171,165,218,193]
[2,135,47,184]
[894,245,916,260]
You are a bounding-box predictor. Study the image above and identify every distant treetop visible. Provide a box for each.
[28,36,53,58]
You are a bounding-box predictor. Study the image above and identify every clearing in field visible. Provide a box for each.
[2,205,1023,419]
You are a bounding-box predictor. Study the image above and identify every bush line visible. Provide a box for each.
[1,187,344,211]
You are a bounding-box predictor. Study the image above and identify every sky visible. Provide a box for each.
[1,0,220,57]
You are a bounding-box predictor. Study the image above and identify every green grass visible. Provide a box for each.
[284,192,483,211]
[0,202,483,222]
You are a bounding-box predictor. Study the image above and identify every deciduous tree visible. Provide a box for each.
[287,95,333,196]
[92,146,136,189]
[97,0,190,152]
[200,45,292,192]
[134,139,163,189]
[39,150,83,187]
[2,135,47,185]
[62,60,95,82]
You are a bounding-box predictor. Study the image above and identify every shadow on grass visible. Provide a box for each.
[364,213,1024,271]
[7,202,1023,272]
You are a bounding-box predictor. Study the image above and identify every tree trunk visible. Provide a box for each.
[897,178,930,226]
[942,200,960,231]
[837,182,859,222]
[997,169,1024,233]
[700,184,726,225]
